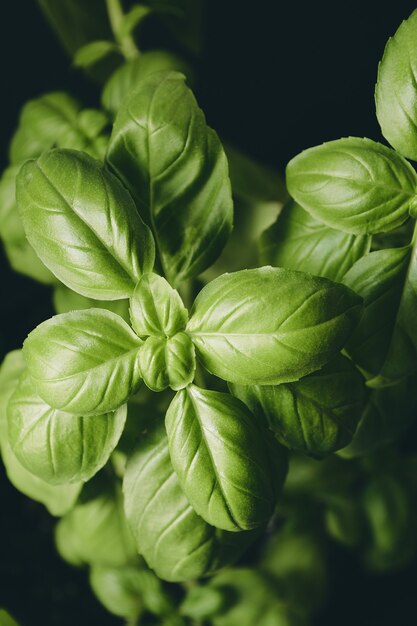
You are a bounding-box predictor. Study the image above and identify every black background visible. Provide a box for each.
[1,1,417,624]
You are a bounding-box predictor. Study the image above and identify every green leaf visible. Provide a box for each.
[187,267,362,385]
[260,200,371,282]
[208,569,309,626]
[53,284,130,323]
[123,424,257,581]
[0,352,81,516]
[139,333,196,391]
[118,5,152,39]
[165,385,277,531]
[10,92,109,163]
[339,374,417,458]
[230,355,365,456]
[130,272,188,337]
[16,149,155,300]
[286,137,417,234]
[102,51,193,117]
[55,474,137,567]
[90,564,145,620]
[107,71,233,285]
[7,374,127,484]
[23,309,143,415]
[74,40,120,68]
[375,9,417,160]
[343,244,417,386]
[180,586,229,620]
[0,609,20,626]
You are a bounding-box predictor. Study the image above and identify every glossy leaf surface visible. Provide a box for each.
[376,9,417,160]
[187,267,362,385]
[8,374,127,484]
[123,425,257,581]
[17,149,154,300]
[107,71,233,285]
[166,386,277,531]
[130,272,188,337]
[286,137,417,234]
[231,355,364,456]
[260,200,370,281]
[23,309,142,415]
[139,333,196,391]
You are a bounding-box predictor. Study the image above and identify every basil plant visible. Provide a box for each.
[3,3,417,625]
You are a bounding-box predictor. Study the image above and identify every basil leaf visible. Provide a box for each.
[123,424,257,581]
[89,564,145,620]
[231,355,365,456]
[260,200,371,282]
[286,137,417,234]
[130,272,188,337]
[187,267,362,385]
[339,375,417,458]
[165,385,277,531]
[139,333,196,391]
[375,9,417,160]
[343,245,417,386]
[23,309,142,415]
[10,92,109,163]
[0,352,81,516]
[55,474,137,567]
[8,374,127,484]
[73,41,120,69]
[102,51,193,117]
[16,149,155,300]
[53,284,130,323]
[107,71,233,285]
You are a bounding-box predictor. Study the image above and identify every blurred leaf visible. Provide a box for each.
[118,5,152,39]
[73,40,120,68]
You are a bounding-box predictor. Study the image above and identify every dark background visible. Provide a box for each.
[1,1,417,624]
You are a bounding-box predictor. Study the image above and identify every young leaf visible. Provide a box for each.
[16,149,155,300]
[165,385,277,531]
[123,424,257,581]
[0,610,20,626]
[10,92,109,162]
[375,9,417,160]
[343,245,417,386]
[118,5,152,39]
[130,272,188,337]
[139,333,196,391]
[0,352,81,516]
[286,137,417,234]
[23,309,143,415]
[89,564,146,620]
[339,374,417,458]
[8,374,127,484]
[73,41,120,69]
[260,200,371,282]
[230,355,365,456]
[107,71,233,285]
[55,474,137,567]
[187,267,362,385]
[102,51,193,116]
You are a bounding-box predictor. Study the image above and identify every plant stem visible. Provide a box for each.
[106,0,139,59]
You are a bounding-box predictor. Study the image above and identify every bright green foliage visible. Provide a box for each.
[52,284,130,323]
[286,137,417,234]
[260,200,371,281]
[130,273,188,337]
[90,564,146,620]
[73,40,120,68]
[343,244,417,386]
[23,309,143,415]
[102,51,192,116]
[7,374,127,484]
[376,9,417,160]
[188,267,362,385]
[231,355,365,456]
[139,333,195,391]
[165,385,278,530]
[0,609,20,626]
[16,150,155,300]
[123,424,258,582]
[107,71,233,285]
[55,474,136,567]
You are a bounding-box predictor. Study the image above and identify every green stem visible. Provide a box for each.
[106,0,139,59]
